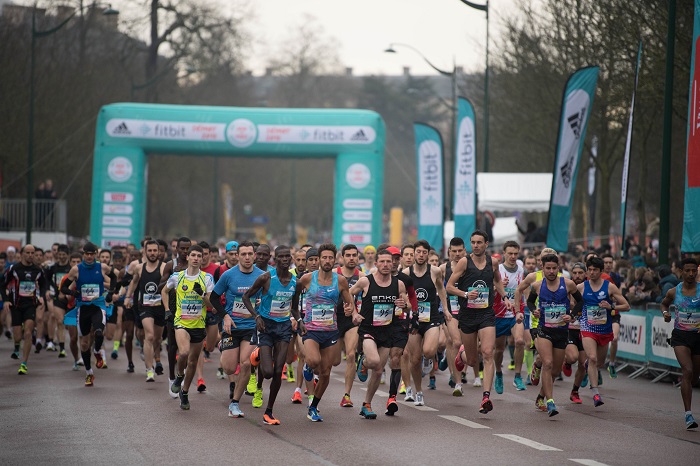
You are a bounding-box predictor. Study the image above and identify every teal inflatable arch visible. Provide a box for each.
[90,103,386,248]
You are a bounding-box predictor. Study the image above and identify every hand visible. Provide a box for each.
[663,311,672,323]
[165,309,173,321]
[443,311,453,323]
[193,282,204,297]
[291,317,298,332]
[3,302,10,313]
[394,297,406,309]
[467,290,479,300]
[352,312,364,326]
[343,301,355,316]
[124,297,132,309]
[298,320,307,336]
[532,309,540,319]
[256,316,266,333]
[515,312,524,324]
[223,314,236,333]
[503,297,514,312]
[563,314,571,323]
[599,300,611,310]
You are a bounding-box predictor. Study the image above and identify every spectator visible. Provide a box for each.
[628,273,659,305]
[628,246,646,268]
[656,264,680,303]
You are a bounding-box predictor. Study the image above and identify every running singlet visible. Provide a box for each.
[304,271,340,332]
[213,265,263,330]
[359,274,399,328]
[672,283,700,332]
[494,263,525,318]
[258,269,297,322]
[538,277,570,329]
[75,261,105,304]
[530,270,562,329]
[457,255,494,312]
[580,280,613,334]
[170,271,212,329]
[138,261,163,308]
[48,263,71,299]
[410,265,439,323]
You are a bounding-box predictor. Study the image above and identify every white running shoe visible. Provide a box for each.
[473,377,482,388]
[414,391,424,406]
[452,383,463,396]
[404,386,414,402]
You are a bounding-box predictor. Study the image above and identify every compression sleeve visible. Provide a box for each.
[527,290,538,312]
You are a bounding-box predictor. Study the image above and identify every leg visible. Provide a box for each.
[233,341,254,401]
[494,334,507,374]
[142,317,156,370]
[123,321,135,365]
[167,323,178,379]
[314,343,340,401]
[477,326,496,392]
[22,319,36,363]
[582,337,602,388]
[538,337,555,400]
[175,329,191,378]
[183,341,204,392]
[364,341,390,404]
[512,322,525,374]
[266,340,290,411]
[407,333,423,392]
[609,321,620,368]
[343,327,358,396]
[68,326,79,361]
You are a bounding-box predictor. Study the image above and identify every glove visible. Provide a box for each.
[193,282,204,297]
[165,309,173,321]
[106,291,114,303]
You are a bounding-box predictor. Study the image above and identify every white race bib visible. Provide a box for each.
[181,298,203,319]
[311,304,335,327]
[80,284,99,301]
[19,281,36,297]
[269,299,291,318]
[373,303,393,326]
[467,287,489,309]
[544,304,567,328]
[231,296,252,318]
[586,306,607,325]
[418,303,431,323]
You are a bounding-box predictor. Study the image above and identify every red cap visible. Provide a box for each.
[386,246,401,255]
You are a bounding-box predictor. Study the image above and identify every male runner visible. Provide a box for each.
[602,253,622,378]
[565,262,588,404]
[45,244,71,358]
[247,243,272,407]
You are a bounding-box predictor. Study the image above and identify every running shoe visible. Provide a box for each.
[455,345,465,372]
[385,396,399,415]
[448,377,456,389]
[562,363,572,377]
[473,377,482,388]
[216,367,225,380]
[111,349,118,360]
[598,370,603,386]
[380,371,386,384]
[513,374,527,391]
[46,341,56,352]
[85,373,94,387]
[421,356,434,377]
[179,390,190,410]
[495,373,504,394]
[581,373,589,388]
[228,401,244,418]
[168,379,178,399]
[146,368,155,382]
[203,349,211,362]
[462,372,468,384]
[286,365,295,382]
[547,400,559,417]
[479,370,484,380]
[100,350,108,368]
[35,341,43,353]
[438,352,448,371]
[281,364,287,380]
[686,413,698,430]
[94,351,105,369]
[58,349,66,358]
[593,394,604,407]
[340,394,353,408]
[507,360,515,371]
[570,391,582,404]
[127,362,135,373]
[10,350,19,360]
[356,354,368,382]
[252,388,263,408]
[479,395,493,414]
[608,364,617,379]
[530,364,541,386]
[414,391,424,406]
[453,383,463,396]
[428,376,436,390]
[234,364,240,376]
[359,403,377,419]
[4,330,10,339]
[307,406,323,422]
[536,396,547,412]
[308,395,314,407]
[18,362,27,375]
[303,363,314,382]
[197,377,207,393]
[291,390,303,404]
[250,346,260,367]
[72,362,80,371]
[171,375,184,394]
[155,361,163,375]
[399,381,406,394]
[263,412,280,425]
[246,373,257,395]
[404,386,414,402]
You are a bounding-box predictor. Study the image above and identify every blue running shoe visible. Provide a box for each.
[686,413,698,430]
[513,374,527,391]
[547,400,559,417]
[359,403,377,419]
[356,354,368,383]
[307,406,323,422]
[438,352,448,371]
[581,373,589,388]
[428,376,436,390]
[303,363,314,382]
[495,373,504,394]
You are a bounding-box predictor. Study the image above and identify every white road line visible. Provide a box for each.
[569,460,611,466]
[493,434,562,451]
[398,401,438,412]
[438,415,491,429]
[332,377,345,383]
[360,387,389,397]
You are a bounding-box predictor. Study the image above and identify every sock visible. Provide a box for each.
[546,398,554,404]
[572,385,579,392]
[311,396,321,408]
[430,376,436,381]
[483,391,490,398]
[82,350,92,371]
[592,387,600,396]
[515,372,521,379]
[496,371,503,376]
[389,369,401,397]
[265,407,273,416]
[609,361,615,367]
[686,410,692,416]
[229,381,236,393]
[479,361,484,372]
[295,387,302,393]
[59,342,65,351]
[86,368,93,375]
[524,350,534,375]
[14,344,19,352]
[536,394,544,401]
[182,390,188,395]
[508,344,515,360]
[113,341,120,351]
[232,398,239,403]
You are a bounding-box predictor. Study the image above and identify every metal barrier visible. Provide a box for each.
[0,198,67,232]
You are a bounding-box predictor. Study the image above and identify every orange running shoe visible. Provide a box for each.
[291,390,303,404]
[197,377,207,393]
[250,347,260,367]
[263,412,280,425]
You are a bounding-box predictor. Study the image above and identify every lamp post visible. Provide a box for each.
[385,43,458,221]
[658,0,675,265]
[26,2,118,243]
[458,0,489,172]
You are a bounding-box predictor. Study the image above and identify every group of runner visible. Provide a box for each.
[1,232,698,430]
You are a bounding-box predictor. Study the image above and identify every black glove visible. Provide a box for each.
[411,315,420,331]
[70,289,81,299]
[165,309,173,321]
[193,282,204,297]
[106,291,114,303]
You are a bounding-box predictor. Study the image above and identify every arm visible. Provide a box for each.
[158,262,173,292]
[660,287,676,322]
[243,273,269,332]
[445,257,467,297]
[433,266,451,323]
[348,276,370,297]
[607,284,630,313]
[513,274,535,317]
[338,276,355,316]
[60,266,81,298]
[124,264,142,308]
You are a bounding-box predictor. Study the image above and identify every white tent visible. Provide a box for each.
[477,173,552,212]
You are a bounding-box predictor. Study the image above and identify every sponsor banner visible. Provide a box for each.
[648,315,680,368]
[256,125,376,145]
[102,216,133,227]
[343,199,373,210]
[617,311,646,361]
[103,204,134,215]
[453,98,477,249]
[103,192,134,203]
[621,41,642,242]
[546,67,599,252]
[106,119,226,142]
[102,227,132,238]
[342,234,372,244]
[342,211,372,221]
[342,222,372,233]
[683,0,700,252]
[414,123,444,251]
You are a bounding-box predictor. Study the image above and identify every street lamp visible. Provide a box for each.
[458,0,489,172]
[385,43,458,221]
[26,2,118,244]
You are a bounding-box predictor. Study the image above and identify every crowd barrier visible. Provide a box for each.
[615,305,681,383]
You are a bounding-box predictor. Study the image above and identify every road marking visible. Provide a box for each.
[360,387,389,397]
[332,377,345,383]
[398,401,438,412]
[438,415,490,429]
[494,434,562,451]
[569,460,611,466]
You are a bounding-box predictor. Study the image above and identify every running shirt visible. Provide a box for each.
[538,277,570,329]
[303,271,340,332]
[138,261,163,308]
[410,265,439,323]
[76,261,104,303]
[494,263,525,318]
[359,274,399,328]
[168,270,214,329]
[457,255,494,312]
[580,280,613,334]
[1,262,47,307]
[672,283,700,332]
[394,271,416,320]
[213,265,264,330]
[46,263,71,299]
[258,269,297,322]
[530,270,562,329]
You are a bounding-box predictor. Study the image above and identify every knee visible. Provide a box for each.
[345,347,356,360]
[515,337,525,347]
[481,348,494,360]
[178,350,189,360]
[541,359,553,372]
[588,355,598,366]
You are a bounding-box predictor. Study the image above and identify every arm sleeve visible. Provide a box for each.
[210,290,225,315]
[571,290,584,315]
[526,290,538,312]
[61,278,80,298]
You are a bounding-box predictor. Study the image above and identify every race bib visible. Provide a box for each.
[231,296,251,318]
[467,286,489,309]
[678,310,700,329]
[269,299,291,318]
[311,304,335,327]
[142,293,161,306]
[51,273,66,297]
[181,298,203,319]
[373,303,393,326]
[587,306,607,325]
[80,284,99,301]
[568,314,581,329]
[544,304,567,328]
[19,281,36,297]
[418,303,431,323]
[449,296,460,315]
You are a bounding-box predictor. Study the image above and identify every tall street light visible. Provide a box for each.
[385,43,458,221]
[458,0,489,172]
[26,2,118,244]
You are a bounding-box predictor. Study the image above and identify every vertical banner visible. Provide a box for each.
[221,183,235,238]
[683,0,700,252]
[414,123,444,251]
[546,66,600,252]
[453,97,477,251]
[621,41,643,245]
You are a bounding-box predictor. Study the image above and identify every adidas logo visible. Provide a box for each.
[567,107,586,139]
[112,122,131,135]
[351,129,368,141]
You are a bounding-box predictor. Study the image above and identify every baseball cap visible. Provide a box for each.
[306,248,319,259]
[226,241,239,252]
[386,246,401,256]
[364,245,376,253]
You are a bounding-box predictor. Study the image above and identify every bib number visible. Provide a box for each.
[449,296,459,315]
[19,281,36,298]
[418,303,431,323]
[311,304,335,328]
[678,311,700,329]
[373,303,393,326]
[544,305,567,328]
[181,298,203,319]
[80,284,99,301]
[587,306,607,325]
[231,297,251,318]
[467,287,489,309]
[270,299,291,318]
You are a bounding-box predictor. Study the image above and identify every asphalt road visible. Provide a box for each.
[1,336,698,465]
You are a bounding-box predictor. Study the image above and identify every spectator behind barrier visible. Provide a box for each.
[656,264,681,303]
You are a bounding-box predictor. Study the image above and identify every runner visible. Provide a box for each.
[661,257,700,429]
[361,245,376,274]
[200,241,222,390]
[564,262,588,404]
[247,243,272,408]
[60,253,83,369]
[162,244,214,410]
[446,230,513,414]
[602,253,622,378]
[45,244,71,359]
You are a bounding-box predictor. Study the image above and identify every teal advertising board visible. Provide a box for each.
[90,103,386,248]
